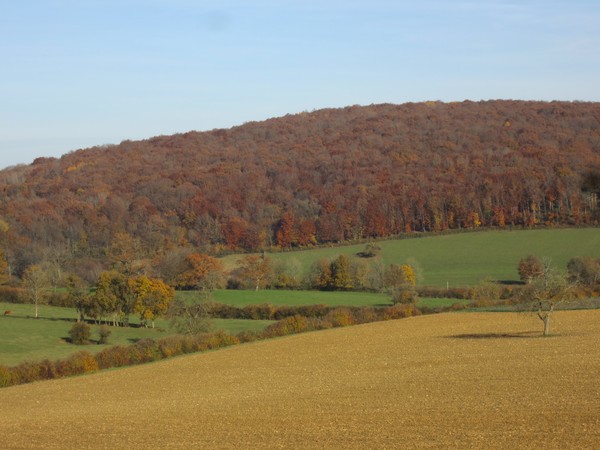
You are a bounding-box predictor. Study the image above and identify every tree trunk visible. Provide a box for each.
[543,315,550,336]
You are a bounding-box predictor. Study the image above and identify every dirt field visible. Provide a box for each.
[2,310,600,449]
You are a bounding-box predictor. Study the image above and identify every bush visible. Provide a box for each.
[158,335,185,358]
[198,331,240,351]
[98,325,111,345]
[46,292,72,307]
[391,286,418,304]
[37,359,59,380]
[94,346,131,369]
[207,302,242,319]
[417,286,471,299]
[11,361,45,384]
[130,339,162,364]
[291,304,332,319]
[69,322,92,345]
[350,307,379,324]
[242,303,277,320]
[262,315,310,338]
[382,303,421,320]
[57,351,98,377]
[323,308,355,327]
[236,330,261,343]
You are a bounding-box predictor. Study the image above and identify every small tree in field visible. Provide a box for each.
[330,255,353,291]
[168,293,214,335]
[519,262,575,336]
[239,254,273,291]
[23,265,48,319]
[518,254,544,284]
[384,264,416,290]
[391,286,418,304]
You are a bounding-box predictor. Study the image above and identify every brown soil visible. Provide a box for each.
[2,310,600,449]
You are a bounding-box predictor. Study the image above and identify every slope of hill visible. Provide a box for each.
[1,100,599,276]
[2,310,599,448]
[248,228,600,286]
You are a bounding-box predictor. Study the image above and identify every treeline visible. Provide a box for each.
[1,100,600,279]
[0,303,421,388]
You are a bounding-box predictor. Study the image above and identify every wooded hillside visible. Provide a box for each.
[1,100,599,277]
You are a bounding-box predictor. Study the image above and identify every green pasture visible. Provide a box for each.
[178,289,391,307]
[222,228,600,287]
[0,302,273,366]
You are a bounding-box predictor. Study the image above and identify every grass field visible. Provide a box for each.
[178,289,470,309]
[0,292,469,366]
[2,310,599,448]
[222,228,600,287]
[0,302,273,366]
[178,289,391,307]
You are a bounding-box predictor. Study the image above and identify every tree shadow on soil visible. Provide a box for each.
[447,331,540,339]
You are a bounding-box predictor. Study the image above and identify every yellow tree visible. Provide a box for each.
[239,255,273,291]
[132,276,174,328]
[384,264,416,289]
[330,254,353,290]
[386,263,417,304]
[399,264,416,286]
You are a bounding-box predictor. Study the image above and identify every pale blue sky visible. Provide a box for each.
[1,0,599,169]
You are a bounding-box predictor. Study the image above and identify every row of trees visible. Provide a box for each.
[518,254,600,287]
[227,253,419,295]
[20,267,175,328]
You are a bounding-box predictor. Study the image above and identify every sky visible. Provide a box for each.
[1,0,599,169]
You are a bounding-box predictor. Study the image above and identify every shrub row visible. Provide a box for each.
[416,286,472,299]
[0,352,99,387]
[0,330,241,388]
[0,287,72,307]
[0,286,25,304]
[207,302,335,320]
[260,303,421,338]
[0,303,423,389]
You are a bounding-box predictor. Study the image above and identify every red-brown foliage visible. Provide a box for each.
[1,101,599,273]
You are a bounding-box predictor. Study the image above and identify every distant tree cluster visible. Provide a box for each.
[69,271,175,328]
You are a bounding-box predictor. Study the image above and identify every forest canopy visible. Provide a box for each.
[0,100,599,278]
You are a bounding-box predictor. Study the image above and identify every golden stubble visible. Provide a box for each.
[2,310,599,449]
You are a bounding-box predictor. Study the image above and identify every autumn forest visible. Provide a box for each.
[1,100,599,280]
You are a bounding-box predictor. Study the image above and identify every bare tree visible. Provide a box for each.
[519,260,575,336]
[168,293,214,335]
[22,265,48,319]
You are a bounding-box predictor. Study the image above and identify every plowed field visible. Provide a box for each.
[2,310,600,449]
